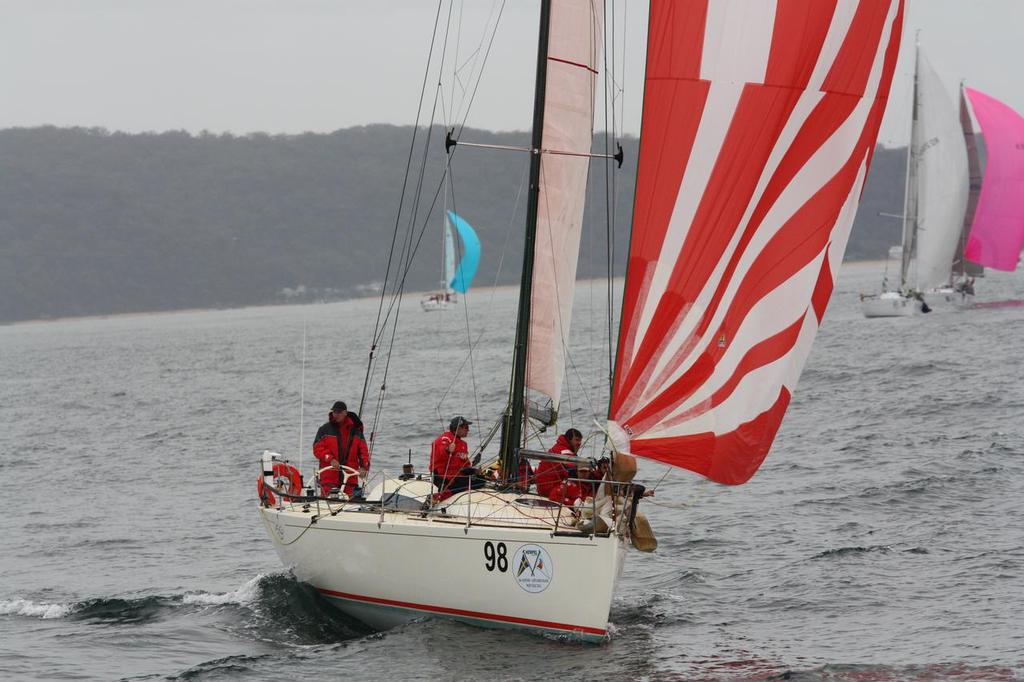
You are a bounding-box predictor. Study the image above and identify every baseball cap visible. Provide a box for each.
[449,416,471,432]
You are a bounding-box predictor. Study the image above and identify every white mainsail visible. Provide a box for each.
[910,50,969,291]
[442,217,456,292]
[525,0,604,419]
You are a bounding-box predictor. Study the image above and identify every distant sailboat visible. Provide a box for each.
[862,44,971,317]
[421,210,480,311]
[962,87,1024,271]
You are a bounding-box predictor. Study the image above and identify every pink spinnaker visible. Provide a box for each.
[964,87,1024,271]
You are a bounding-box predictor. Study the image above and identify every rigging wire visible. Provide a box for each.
[364,0,509,448]
[297,315,308,476]
[453,2,507,138]
[433,162,529,414]
[364,0,461,446]
[359,0,448,419]
[603,0,623,406]
[364,0,504,352]
[445,171,484,430]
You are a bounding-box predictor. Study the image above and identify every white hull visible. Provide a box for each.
[861,292,915,318]
[259,479,628,641]
[420,294,457,312]
[921,287,974,311]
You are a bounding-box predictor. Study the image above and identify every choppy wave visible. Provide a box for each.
[0,575,270,622]
[773,662,1024,681]
[0,598,74,619]
[181,573,265,606]
[811,545,892,560]
[1,573,367,643]
[171,654,276,680]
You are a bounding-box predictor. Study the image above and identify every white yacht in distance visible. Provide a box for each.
[862,43,974,317]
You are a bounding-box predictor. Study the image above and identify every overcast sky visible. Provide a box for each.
[1,0,1022,147]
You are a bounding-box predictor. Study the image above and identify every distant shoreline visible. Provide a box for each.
[5,259,892,327]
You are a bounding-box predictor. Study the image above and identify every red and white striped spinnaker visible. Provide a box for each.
[526,0,603,419]
[608,0,905,485]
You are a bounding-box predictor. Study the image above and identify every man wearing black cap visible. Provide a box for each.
[430,416,484,495]
[313,401,354,495]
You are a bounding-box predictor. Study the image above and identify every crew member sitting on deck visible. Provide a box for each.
[535,428,603,506]
[313,401,365,496]
[430,416,485,496]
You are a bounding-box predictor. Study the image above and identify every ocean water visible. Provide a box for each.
[1,261,1022,681]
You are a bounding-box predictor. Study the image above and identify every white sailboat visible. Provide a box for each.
[259,0,905,641]
[862,44,972,317]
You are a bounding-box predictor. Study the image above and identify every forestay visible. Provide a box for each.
[525,0,604,417]
[608,0,905,485]
[963,87,1024,272]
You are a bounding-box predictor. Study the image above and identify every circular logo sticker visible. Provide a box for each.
[512,544,554,593]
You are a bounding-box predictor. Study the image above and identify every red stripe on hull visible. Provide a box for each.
[315,587,607,637]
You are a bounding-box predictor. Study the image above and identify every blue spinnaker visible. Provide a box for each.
[447,210,481,294]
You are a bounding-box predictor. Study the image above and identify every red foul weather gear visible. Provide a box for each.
[535,434,577,499]
[313,417,368,495]
[536,434,603,505]
[430,431,471,482]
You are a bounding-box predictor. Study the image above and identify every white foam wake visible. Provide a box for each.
[0,598,74,619]
[182,573,266,606]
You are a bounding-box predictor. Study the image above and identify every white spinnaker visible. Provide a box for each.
[911,50,969,291]
[525,0,603,414]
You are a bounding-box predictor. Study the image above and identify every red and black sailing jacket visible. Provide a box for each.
[313,417,370,493]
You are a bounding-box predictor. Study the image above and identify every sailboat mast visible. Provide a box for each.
[499,0,552,481]
[899,39,920,291]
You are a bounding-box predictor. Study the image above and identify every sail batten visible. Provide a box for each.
[610,0,904,485]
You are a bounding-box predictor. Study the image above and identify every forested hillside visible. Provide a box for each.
[0,125,905,323]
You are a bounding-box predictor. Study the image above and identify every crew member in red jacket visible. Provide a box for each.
[313,401,369,496]
[430,416,484,495]
[339,412,370,497]
[535,428,601,506]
